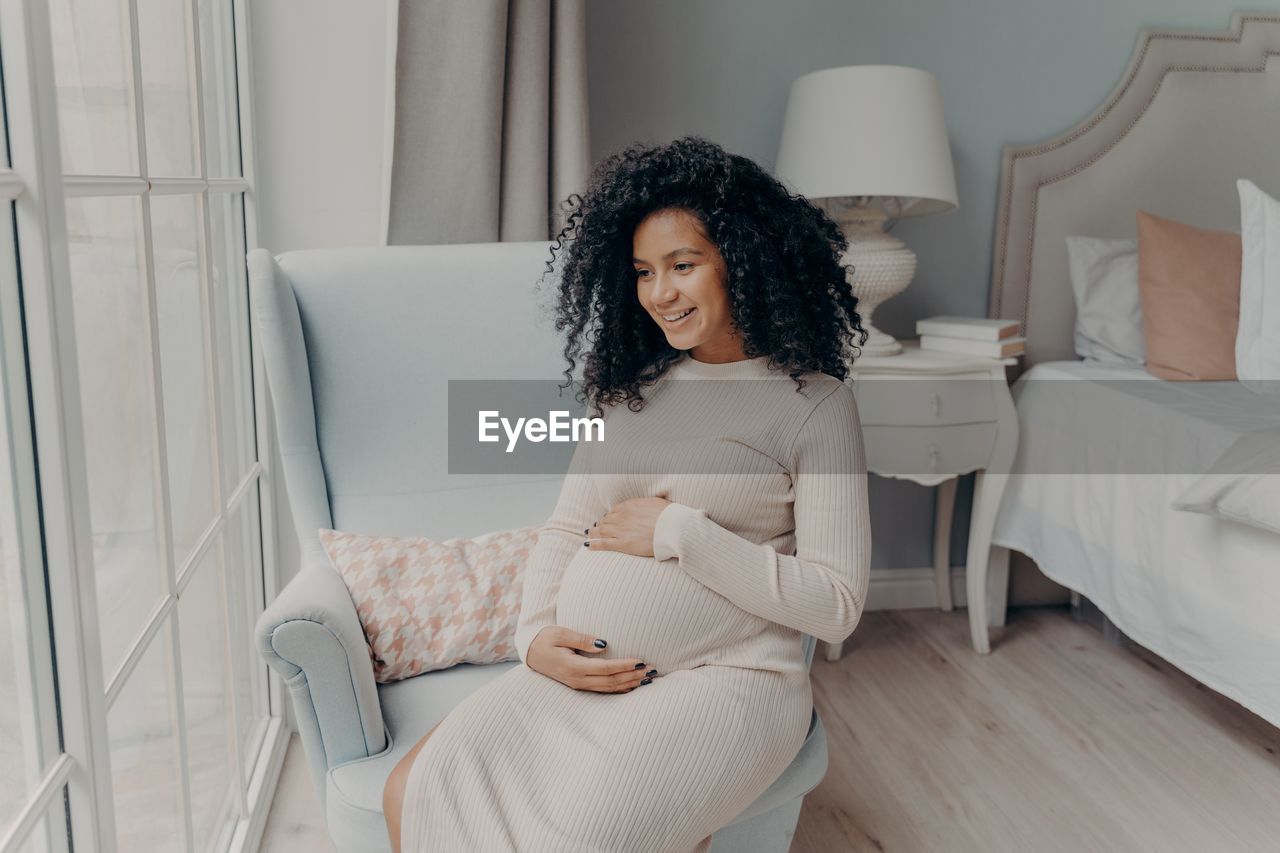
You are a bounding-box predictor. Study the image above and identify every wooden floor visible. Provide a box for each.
[261,607,1280,852]
[259,730,335,853]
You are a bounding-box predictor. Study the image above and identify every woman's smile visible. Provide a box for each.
[661,306,696,326]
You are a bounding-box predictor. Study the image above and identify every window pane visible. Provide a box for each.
[151,194,218,568]
[0,391,44,839]
[0,205,58,840]
[66,196,166,680]
[210,193,253,487]
[48,0,138,175]
[137,0,199,177]
[16,793,67,853]
[226,485,268,773]
[198,0,241,177]
[179,540,237,849]
[108,626,184,852]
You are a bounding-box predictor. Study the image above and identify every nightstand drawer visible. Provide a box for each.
[862,423,997,478]
[852,373,996,426]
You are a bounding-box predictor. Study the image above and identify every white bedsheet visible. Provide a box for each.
[992,360,1280,728]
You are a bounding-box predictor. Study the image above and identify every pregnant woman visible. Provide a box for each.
[384,136,872,853]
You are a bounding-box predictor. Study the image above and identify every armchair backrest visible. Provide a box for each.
[248,242,571,555]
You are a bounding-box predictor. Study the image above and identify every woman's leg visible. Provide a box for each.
[383,721,442,853]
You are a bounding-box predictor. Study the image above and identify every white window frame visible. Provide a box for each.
[0,0,287,849]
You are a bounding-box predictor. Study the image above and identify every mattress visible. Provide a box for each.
[992,360,1280,728]
[1003,359,1280,476]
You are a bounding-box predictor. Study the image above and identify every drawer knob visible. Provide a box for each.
[930,393,942,417]
[928,443,940,470]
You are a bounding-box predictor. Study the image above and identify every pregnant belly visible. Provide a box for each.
[554,548,762,672]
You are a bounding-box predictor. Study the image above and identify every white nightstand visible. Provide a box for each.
[829,338,1019,658]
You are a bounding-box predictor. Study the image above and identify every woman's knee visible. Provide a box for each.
[383,723,442,850]
[383,752,410,815]
[384,734,427,817]
[383,756,410,852]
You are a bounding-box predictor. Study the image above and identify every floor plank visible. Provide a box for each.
[258,732,336,853]
[798,607,1280,852]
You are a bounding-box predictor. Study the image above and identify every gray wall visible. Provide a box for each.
[585,0,1271,571]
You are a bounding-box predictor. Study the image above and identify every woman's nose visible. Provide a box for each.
[653,277,678,303]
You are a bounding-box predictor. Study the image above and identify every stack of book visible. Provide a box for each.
[915,316,1025,358]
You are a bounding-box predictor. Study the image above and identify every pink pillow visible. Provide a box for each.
[1137,210,1241,381]
[319,525,539,683]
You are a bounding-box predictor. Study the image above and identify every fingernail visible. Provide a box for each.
[640,677,652,685]
[634,662,645,670]
[646,669,657,677]
[593,638,607,648]
[582,541,589,547]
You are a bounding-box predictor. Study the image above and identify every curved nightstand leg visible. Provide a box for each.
[987,544,1010,628]
[967,368,1019,654]
[933,477,957,611]
[967,470,1012,653]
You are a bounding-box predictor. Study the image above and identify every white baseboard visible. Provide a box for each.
[865,566,969,611]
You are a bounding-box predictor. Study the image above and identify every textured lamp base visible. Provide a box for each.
[859,322,906,356]
[829,203,917,357]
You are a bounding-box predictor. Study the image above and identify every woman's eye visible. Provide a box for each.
[675,262,693,272]
[635,269,650,278]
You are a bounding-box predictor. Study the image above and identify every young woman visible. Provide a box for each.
[384,136,871,853]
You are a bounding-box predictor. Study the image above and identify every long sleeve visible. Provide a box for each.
[651,383,871,645]
[513,436,607,665]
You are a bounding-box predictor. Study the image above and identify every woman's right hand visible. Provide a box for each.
[526,626,656,692]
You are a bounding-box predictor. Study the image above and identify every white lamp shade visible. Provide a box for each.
[775,65,959,217]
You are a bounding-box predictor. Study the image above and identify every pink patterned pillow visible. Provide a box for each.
[319,525,539,683]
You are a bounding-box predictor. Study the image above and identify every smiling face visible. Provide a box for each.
[632,207,747,363]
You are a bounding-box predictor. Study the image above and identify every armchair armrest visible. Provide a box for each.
[255,550,386,809]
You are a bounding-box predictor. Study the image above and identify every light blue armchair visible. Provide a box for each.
[249,242,829,852]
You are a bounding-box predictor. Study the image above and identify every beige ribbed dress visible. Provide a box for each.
[401,352,871,852]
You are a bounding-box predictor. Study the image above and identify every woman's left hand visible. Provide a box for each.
[584,496,672,557]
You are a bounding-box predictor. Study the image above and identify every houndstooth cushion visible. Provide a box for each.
[319,525,539,682]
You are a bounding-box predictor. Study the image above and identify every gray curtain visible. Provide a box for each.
[387,0,590,245]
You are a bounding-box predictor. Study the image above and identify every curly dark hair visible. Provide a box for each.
[539,135,867,417]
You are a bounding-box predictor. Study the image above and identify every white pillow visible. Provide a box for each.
[1236,179,1280,392]
[1171,429,1280,536]
[1066,236,1145,367]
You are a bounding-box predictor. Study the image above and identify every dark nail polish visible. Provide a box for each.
[646,669,657,677]
[634,662,645,670]
[582,541,589,547]
[593,638,607,648]
[640,677,652,685]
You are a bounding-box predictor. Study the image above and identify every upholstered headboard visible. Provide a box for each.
[990,12,1280,373]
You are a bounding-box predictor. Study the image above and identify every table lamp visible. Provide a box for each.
[775,65,958,355]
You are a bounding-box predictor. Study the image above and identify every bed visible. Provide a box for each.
[984,12,1280,728]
